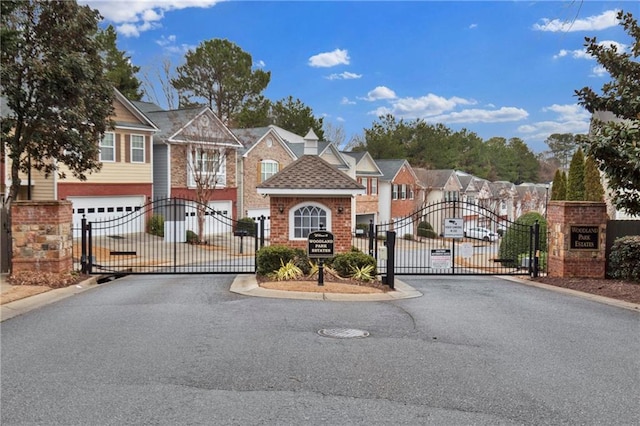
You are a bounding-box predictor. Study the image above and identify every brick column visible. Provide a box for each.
[11,201,74,274]
[547,201,608,278]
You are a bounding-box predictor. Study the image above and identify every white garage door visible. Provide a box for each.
[246,208,270,238]
[70,196,146,237]
[185,201,233,235]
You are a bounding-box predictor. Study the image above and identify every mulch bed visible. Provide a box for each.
[531,277,640,304]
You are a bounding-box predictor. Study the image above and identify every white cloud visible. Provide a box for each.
[590,65,607,77]
[336,117,345,122]
[427,107,529,124]
[469,23,478,29]
[341,97,356,105]
[554,41,627,60]
[361,86,397,101]
[542,104,590,122]
[308,49,350,68]
[533,9,619,32]
[79,0,221,37]
[325,72,362,80]
[368,92,478,118]
[517,104,590,142]
[255,60,266,68]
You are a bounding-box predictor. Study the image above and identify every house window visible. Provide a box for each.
[189,147,226,187]
[445,191,459,202]
[131,134,145,163]
[400,184,407,200]
[392,184,398,200]
[409,186,414,200]
[361,177,368,195]
[260,160,279,182]
[100,132,115,162]
[371,178,378,195]
[292,204,328,239]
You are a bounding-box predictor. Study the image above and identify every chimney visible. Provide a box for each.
[303,128,319,155]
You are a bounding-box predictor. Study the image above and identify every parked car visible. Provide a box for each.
[464,226,498,242]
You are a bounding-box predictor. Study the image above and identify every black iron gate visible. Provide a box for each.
[79,197,269,275]
[354,200,540,276]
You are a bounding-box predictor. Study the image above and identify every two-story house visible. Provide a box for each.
[375,159,422,233]
[341,151,383,227]
[2,89,159,233]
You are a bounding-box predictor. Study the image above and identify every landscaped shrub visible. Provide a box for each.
[608,236,640,282]
[256,245,309,276]
[328,250,377,278]
[186,230,199,244]
[236,217,257,237]
[146,214,164,237]
[417,221,438,239]
[403,233,414,240]
[498,212,547,268]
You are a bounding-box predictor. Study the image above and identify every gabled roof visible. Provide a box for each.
[413,168,459,189]
[341,151,384,177]
[114,90,159,132]
[375,159,412,182]
[231,126,297,159]
[144,107,243,148]
[256,155,365,196]
[130,100,165,115]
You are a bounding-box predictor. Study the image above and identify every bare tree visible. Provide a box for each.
[322,121,346,147]
[187,142,230,243]
[141,56,178,109]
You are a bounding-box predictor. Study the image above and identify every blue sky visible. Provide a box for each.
[80,1,637,153]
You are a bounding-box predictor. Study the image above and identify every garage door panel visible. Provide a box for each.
[71,196,145,237]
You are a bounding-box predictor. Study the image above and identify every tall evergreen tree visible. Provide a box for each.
[1,0,114,203]
[584,155,605,202]
[575,10,640,214]
[172,38,270,124]
[270,96,324,139]
[97,25,143,100]
[567,148,586,201]
[551,169,564,200]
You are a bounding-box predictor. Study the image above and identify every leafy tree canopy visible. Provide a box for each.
[1,0,114,202]
[575,10,640,215]
[172,38,270,124]
[97,25,143,100]
[270,96,324,140]
[544,133,577,170]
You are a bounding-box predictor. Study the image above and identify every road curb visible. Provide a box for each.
[500,276,640,312]
[1,276,100,322]
[230,274,422,301]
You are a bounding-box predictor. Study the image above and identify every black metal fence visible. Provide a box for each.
[77,197,269,275]
[354,200,538,276]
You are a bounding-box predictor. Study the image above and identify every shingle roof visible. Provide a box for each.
[131,100,165,115]
[231,127,271,151]
[257,155,364,191]
[144,108,203,140]
[413,168,456,188]
[375,159,407,181]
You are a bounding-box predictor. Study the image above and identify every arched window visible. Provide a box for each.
[291,203,330,239]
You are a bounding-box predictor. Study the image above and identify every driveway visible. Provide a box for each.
[1,274,638,425]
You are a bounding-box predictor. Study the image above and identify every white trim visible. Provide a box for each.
[288,201,332,240]
[130,133,145,163]
[257,188,365,196]
[99,132,116,162]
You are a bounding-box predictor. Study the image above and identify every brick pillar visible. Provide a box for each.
[10,201,74,274]
[547,201,608,278]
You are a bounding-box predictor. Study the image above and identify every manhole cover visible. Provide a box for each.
[317,328,370,339]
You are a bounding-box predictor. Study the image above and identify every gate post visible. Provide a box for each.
[81,216,87,274]
[368,219,374,257]
[259,215,266,249]
[254,221,259,272]
[532,220,540,277]
[384,231,396,290]
[87,222,93,274]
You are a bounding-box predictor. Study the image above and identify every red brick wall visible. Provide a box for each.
[547,201,608,278]
[391,166,421,218]
[58,183,152,199]
[269,196,353,253]
[11,201,73,274]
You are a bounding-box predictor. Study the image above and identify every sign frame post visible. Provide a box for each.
[308,230,335,286]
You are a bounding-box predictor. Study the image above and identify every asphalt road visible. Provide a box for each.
[1,275,639,425]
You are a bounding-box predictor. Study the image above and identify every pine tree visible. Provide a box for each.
[558,171,568,200]
[97,25,143,100]
[584,155,605,202]
[551,169,563,200]
[567,148,586,201]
